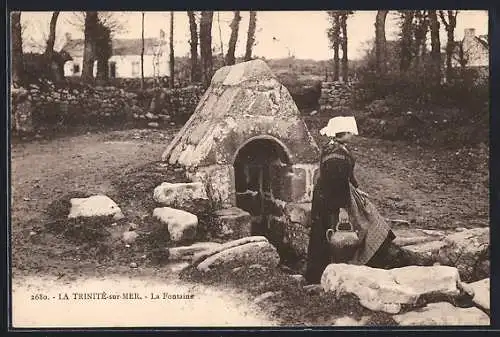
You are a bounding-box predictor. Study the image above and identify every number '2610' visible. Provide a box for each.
[31,294,49,300]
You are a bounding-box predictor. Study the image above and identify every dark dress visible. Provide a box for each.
[304,139,359,284]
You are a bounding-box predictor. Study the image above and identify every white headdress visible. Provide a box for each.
[319,116,359,137]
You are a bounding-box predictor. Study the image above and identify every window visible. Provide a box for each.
[131,61,140,76]
[73,64,80,74]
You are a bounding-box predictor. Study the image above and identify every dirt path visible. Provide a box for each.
[12,267,277,327]
[11,129,175,227]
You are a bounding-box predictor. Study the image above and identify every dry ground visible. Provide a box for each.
[10,125,489,326]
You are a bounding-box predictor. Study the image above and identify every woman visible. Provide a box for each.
[304,117,396,285]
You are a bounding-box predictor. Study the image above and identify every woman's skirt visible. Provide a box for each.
[347,184,395,265]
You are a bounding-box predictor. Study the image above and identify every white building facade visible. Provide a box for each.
[61,36,170,79]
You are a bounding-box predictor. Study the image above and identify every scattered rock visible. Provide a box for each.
[192,236,269,265]
[213,207,252,239]
[248,264,267,271]
[148,122,159,128]
[321,264,464,314]
[195,239,280,272]
[290,274,305,283]
[153,207,198,242]
[333,316,369,326]
[253,291,282,304]
[303,284,323,295]
[468,278,489,311]
[393,236,439,247]
[67,195,124,221]
[437,228,489,282]
[122,231,139,244]
[153,182,209,212]
[130,262,138,268]
[169,262,190,273]
[392,302,490,326]
[169,242,222,261]
[401,240,447,264]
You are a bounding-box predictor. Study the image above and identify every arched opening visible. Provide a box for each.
[233,137,292,236]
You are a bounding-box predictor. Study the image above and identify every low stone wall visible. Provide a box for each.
[10,81,204,136]
[318,81,354,115]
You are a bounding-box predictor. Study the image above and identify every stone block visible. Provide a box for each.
[284,202,312,227]
[213,207,252,240]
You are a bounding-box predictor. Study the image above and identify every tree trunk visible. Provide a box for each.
[340,13,348,82]
[217,12,224,62]
[440,10,458,82]
[400,11,414,72]
[82,11,98,81]
[95,22,111,82]
[169,11,175,88]
[45,12,60,58]
[11,11,24,85]
[244,11,257,61]
[96,56,109,81]
[141,12,145,90]
[375,10,388,74]
[333,14,340,81]
[413,10,429,67]
[187,11,200,82]
[200,11,214,87]
[226,11,241,65]
[428,10,441,85]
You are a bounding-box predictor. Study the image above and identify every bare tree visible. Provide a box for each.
[82,11,99,81]
[226,11,241,66]
[327,11,341,81]
[339,11,353,82]
[439,10,459,81]
[428,10,441,84]
[141,12,145,89]
[217,12,224,62]
[187,11,200,82]
[169,11,175,88]
[68,12,126,35]
[199,11,214,86]
[412,10,429,66]
[399,11,414,72]
[375,10,388,74]
[44,11,60,60]
[244,11,257,61]
[11,12,24,84]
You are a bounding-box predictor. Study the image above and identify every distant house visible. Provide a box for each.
[450,28,489,68]
[60,33,170,79]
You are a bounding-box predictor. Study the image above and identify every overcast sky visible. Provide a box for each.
[20,10,488,61]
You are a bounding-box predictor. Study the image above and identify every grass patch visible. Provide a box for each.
[180,263,398,326]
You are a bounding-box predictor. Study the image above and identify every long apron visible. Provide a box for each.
[304,141,353,284]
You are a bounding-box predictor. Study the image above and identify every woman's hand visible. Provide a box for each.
[339,208,349,223]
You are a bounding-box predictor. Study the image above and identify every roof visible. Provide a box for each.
[61,38,166,57]
[162,59,320,168]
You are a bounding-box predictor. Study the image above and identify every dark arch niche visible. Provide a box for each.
[233,137,292,236]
